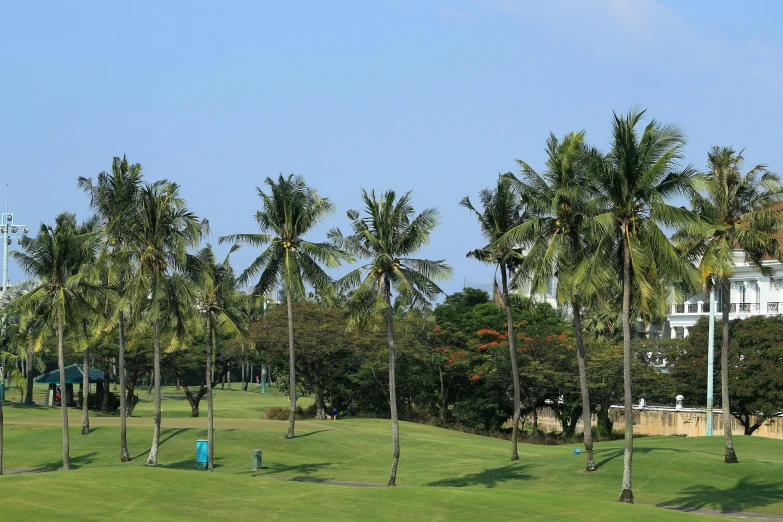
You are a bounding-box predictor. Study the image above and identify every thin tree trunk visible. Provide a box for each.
[146,318,162,466]
[81,347,90,435]
[25,343,34,405]
[618,230,633,503]
[285,290,296,439]
[241,363,245,392]
[572,301,595,472]
[58,306,70,470]
[147,370,154,394]
[101,363,110,414]
[500,265,521,461]
[119,311,130,462]
[227,367,231,389]
[206,314,214,472]
[385,277,400,486]
[0,387,3,474]
[721,279,738,463]
[313,365,325,420]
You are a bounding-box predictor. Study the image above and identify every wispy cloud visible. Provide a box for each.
[479,0,783,88]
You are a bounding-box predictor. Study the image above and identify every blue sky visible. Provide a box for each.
[2,0,782,296]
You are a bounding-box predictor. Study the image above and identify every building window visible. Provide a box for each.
[740,285,746,303]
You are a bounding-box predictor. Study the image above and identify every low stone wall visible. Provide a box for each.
[532,406,783,440]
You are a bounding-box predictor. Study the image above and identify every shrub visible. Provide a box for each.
[264,406,305,420]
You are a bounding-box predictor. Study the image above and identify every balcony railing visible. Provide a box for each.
[730,302,760,313]
[669,302,783,315]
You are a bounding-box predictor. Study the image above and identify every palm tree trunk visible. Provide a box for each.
[58,305,70,470]
[119,311,130,462]
[385,277,400,486]
[81,348,90,435]
[205,313,214,472]
[500,265,521,461]
[25,344,34,405]
[0,390,3,474]
[618,232,633,503]
[284,289,296,439]
[101,363,110,414]
[572,301,595,472]
[146,318,162,466]
[721,278,738,463]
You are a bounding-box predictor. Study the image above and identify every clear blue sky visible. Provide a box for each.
[2,0,782,296]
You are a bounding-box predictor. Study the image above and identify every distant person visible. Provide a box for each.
[256,375,260,386]
[331,407,338,420]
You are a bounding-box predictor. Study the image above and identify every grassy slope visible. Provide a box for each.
[2,385,782,520]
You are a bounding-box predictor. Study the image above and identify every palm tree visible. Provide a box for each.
[590,108,698,502]
[188,245,245,471]
[221,174,348,439]
[330,189,452,486]
[13,213,102,470]
[506,132,607,472]
[79,155,143,460]
[680,146,783,464]
[460,176,525,461]
[129,181,205,466]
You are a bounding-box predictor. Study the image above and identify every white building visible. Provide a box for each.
[646,251,783,339]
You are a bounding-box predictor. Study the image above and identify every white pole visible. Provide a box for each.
[707,285,715,436]
[2,215,8,293]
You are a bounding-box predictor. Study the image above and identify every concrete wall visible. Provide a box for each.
[533,406,783,440]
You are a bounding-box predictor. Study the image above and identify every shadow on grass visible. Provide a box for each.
[593,446,686,469]
[426,464,535,488]
[660,476,783,513]
[294,430,330,438]
[253,461,334,482]
[130,427,192,460]
[41,451,98,470]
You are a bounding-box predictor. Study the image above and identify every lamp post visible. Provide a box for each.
[706,285,715,436]
[0,207,29,401]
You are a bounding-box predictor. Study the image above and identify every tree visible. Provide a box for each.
[13,213,102,470]
[671,316,783,435]
[79,155,143,460]
[508,131,604,471]
[679,146,783,462]
[221,174,347,439]
[128,181,205,467]
[461,176,525,460]
[188,245,245,471]
[590,108,697,503]
[0,279,40,405]
[331,189,452,486]
[255,300,355,419]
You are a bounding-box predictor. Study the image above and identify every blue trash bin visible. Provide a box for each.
[196,439,208,469]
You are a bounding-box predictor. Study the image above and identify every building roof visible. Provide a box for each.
[36,364,115,385]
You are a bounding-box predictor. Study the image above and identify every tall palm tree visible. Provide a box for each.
[591,108,698,503]
[330,189,452,486]
[79,155,143,460]
[461,176,525,461]
[129,181,205,466]
[188,245,245,471]
[506,132,608,472]
[13,213,102,470]
[221,174,347,439]
[680,146,783,464]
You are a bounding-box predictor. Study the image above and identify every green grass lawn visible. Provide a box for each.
[2,384,782,520]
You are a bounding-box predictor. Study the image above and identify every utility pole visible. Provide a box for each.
[0,186,29,401]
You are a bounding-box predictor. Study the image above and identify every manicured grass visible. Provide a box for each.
[2,385,782,520]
